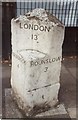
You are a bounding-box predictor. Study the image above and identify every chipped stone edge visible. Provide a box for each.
[11,9,65,29]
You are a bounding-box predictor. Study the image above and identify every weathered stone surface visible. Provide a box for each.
[5,89,24,118]
[11,8,65,116]
[4,89,70,118]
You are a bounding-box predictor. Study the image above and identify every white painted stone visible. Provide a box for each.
[11,9,65,116]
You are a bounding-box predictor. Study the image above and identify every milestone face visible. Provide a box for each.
[11,8,65,116]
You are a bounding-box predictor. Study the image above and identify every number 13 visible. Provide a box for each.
[32,34,38,40]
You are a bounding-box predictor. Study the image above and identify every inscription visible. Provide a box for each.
[30,56,61,67]
[20,23,51,32]
[13,52,26,64]
[13,52,61,67]
[31,34,38,40]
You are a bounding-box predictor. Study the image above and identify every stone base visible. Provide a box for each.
[11,83,60,116]
[35,104,69,118]
[3,88,70,119]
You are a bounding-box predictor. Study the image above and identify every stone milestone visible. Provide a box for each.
[11,8,65,116]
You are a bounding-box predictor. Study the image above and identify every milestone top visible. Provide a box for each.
[13,8,64,28]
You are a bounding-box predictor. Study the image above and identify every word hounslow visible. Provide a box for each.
[30,56,61,67]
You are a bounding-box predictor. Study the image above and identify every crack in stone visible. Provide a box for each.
[27,81,59,92]
[27,84,52,92]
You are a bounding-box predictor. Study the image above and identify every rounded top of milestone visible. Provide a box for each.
[13,8,64,28]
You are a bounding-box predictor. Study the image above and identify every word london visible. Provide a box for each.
[20,23,51,32]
